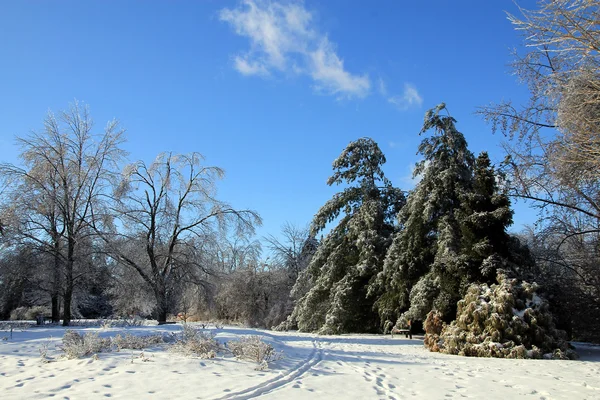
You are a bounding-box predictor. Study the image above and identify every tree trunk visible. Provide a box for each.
[51,294,61,323]
[62,286,72,327]
[154,283,169,324]
[51,238,62,323]
[62,241,75,327]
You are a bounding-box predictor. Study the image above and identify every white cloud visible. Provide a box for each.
[388,83,423,111]
[309,39,370,97]
[220,0,370,98]
[234,55,270,76]
[377,78,387,96]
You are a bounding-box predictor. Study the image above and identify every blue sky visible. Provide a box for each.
[0,0,540,243]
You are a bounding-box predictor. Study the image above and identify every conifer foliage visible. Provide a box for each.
[289,138,405,334]
[424,273,577,360]
[374,104,529,326]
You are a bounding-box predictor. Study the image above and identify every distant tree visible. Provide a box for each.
[102,152,261,323]
[291,138,405,334]
[0,102,125,325]
[0,246,37,320]
[521,226,600,341]
[265,222,316,283]
[263,223,317,328]
[1,144,66,322]
[211,236,264,323]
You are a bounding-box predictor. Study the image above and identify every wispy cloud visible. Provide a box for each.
[377,77,387,96]
[219,0,370,98]
[399,160,427,189]
[388,83,423,111]
[234,56,270,76]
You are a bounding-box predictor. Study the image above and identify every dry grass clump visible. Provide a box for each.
[0,321,34,331]
[424,273,578,359]
[112,333,165,351]
[61,330,112,359]
[227,335,282,370]
[169,324,222,359]
[60,330,167,359]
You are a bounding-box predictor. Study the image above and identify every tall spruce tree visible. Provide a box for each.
[459,152,514,283]
[374,104,527,325]
[290,138,404,334]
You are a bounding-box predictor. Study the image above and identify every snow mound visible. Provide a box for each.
[424,273,578,359]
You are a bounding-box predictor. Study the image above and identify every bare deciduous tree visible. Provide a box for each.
[479,0,600,240]
[264,222,314,281]
[0,102,125,325]
[102,152,261,323]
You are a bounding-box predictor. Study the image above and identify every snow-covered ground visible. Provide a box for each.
[1,323,599,399]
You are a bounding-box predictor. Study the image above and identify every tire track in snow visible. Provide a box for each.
[214,340,323,400]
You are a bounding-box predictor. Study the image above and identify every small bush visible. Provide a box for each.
[10,306,51,321]
[59,330,166,359]
[39,341,53,363]
[169,325,222,358]
[227,335,282,369]
[112,333,164,351]
[61,330,112,359]
[181,324,200,341]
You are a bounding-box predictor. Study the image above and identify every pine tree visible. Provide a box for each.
[374,104,530,326]
[374,104,474,323]
[459,152,515,283]
[290,138,404,334]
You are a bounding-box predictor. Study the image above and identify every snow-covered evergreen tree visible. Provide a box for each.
[289,138,404,334]
[374,104,531,326]
[373,104,474,323]
[458,152,532,283]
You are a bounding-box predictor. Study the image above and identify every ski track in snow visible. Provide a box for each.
[214,339,323,400]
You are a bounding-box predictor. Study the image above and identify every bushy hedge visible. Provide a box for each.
[424,273,578,359]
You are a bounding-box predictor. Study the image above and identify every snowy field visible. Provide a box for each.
[1,323,599,400]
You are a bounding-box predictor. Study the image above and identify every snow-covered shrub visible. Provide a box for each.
[227,335,282,370]
[169,325,221,358]
[423,309,444,352]
[10,305,50,321]
[112,333,164,351]
[424,273,578,359]
[60,330,112,359]
[38,341,51,363]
